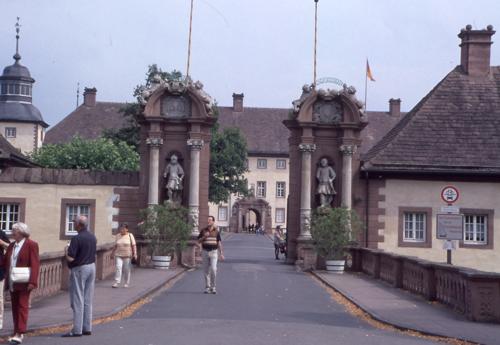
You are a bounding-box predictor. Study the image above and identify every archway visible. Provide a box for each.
[230,196,272,234]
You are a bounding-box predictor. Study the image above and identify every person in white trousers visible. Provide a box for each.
[111,224,137,288]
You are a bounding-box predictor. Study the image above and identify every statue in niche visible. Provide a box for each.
[316,158,336,207]
[163,154,184,203]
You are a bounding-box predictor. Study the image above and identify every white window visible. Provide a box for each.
[464,215,487,244]
[257,181,266,198]
[66,204,90,235]
[5,127,16,138]
[276,208,286,223]
[276,159,287,169]
[276,182,286,198]
[403,212,426,242]
[0,203,20,234]
[257,159,267,169]
[218,206,228,221]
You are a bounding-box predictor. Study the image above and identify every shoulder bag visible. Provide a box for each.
[129,234,137,265]
[11,267,30,283]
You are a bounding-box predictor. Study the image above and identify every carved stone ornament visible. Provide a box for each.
[292,84,314,113]
[146,137,164,147]
[340,144,357,156]
[300,209,312,232]
[299,143,317,153]
[316,158,336,207]
[187,138,204,151]
[189,207,200,230]
[162,95,192,119]
[140,74,214,116]
[164,154,184,204]
[313,100,342,124]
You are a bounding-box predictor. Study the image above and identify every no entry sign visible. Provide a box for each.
[441,186,459,204]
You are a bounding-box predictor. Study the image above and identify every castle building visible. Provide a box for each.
[0,21,48,154]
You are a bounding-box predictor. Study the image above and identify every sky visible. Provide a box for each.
[1,0,500,127]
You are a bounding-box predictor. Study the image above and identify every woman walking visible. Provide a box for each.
[111,223,137,288]
[4,223,40,344]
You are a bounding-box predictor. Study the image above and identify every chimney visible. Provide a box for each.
[459,24,495,77]
[83,87,97,107]
[389,98,401,118]
[232,93,244,112]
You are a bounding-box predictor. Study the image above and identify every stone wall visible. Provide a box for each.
[0,167,140,253]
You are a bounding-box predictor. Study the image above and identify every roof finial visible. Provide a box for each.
[13,17,21,64]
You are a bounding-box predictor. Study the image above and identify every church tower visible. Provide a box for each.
[0,18,48,153]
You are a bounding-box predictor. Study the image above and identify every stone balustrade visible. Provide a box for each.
[30,243,117,302]
[347,247,500,323]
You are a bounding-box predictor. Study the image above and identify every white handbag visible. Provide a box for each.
[10,267,31,284]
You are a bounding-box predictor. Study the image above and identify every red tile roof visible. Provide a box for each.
[363,66,500,175]
[45,101,401,156]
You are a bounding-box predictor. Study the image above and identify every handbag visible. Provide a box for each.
[11,267,30,283]
[129,234,137,265]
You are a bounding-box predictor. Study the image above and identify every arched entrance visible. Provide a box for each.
[230,196,272,234]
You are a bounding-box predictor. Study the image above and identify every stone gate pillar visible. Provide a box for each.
[298,143,316,240]
[187,138,204,236]
[139,78,216,267]
[146,137,163,205]
[284,83,367,270]
[340,144,356,209]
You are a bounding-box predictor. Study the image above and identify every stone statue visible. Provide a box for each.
[163,154,184,203]
[316,158,336,207]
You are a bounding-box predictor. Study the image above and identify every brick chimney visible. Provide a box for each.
[459,24,495,77]
[83,87,97,107]
[232,93,244,112]
[389,98,401,118]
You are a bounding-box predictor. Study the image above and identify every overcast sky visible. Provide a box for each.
[2,0,500,127]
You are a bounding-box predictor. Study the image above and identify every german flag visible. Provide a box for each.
[366,60,376,82]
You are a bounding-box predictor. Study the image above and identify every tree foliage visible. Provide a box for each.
[104,64,249,202]
[103,65,183,149]
[139,203,192,256]
[310,207,362,260]
[30,137,139,171]
[209,107,249,203]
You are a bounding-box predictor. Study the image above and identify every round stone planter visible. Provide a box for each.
[325,260,345,273]
[152,255,172,269]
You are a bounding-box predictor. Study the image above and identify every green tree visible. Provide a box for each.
[30,137,139,171]
[103,65,182,149]
[104,64,249,202]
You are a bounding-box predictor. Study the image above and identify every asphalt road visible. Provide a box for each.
[31,234,439,345]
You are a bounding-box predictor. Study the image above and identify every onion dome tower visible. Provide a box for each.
[0,18,48,153]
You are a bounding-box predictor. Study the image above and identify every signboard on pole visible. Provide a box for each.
[436,213,464,240]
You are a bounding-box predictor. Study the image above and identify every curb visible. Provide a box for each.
[311,271,480,345]
[3,268,186,338]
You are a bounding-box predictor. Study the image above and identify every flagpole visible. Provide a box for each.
[313,0,319,88]
[186,0,195,78]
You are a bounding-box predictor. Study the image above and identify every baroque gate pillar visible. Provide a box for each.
[284,83,367,270]
[139,78,216,267]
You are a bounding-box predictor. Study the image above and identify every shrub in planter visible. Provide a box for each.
[311,207,362,270]
[140,203,191,268]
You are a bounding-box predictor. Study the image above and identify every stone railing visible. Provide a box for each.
[347,247,500,323]
[31,243,117,301]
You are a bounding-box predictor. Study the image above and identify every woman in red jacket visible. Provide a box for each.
[4,223,40,344]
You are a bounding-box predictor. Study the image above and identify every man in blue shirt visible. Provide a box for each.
[62,215,97,337]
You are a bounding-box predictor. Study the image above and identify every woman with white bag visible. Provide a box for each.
[4,223,40,344]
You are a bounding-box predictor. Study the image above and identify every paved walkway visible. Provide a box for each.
[1,267,183,337]
[29,234,441,345]
[315,271,500,345]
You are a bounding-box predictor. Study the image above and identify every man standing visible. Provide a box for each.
[198,216,224,294]
[62,216,97,337]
